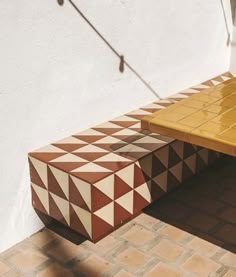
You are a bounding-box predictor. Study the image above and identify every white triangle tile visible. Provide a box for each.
[154,147,169,168]
[94,202,114,226]
[212,80,221,86]
[134,136,165,144]
[135,183,151,203]
[93,175,114,200]
[114,144,149,153]
[94,136,124,144]
[112,129,138,136]
[34,145,66,153]
[74,129,105,136]
[48,165,69,199]
[169,162,183,182]
[130,122,141,129]
[116,164,134,188]
[111,115,139,122]
[127,109,151,116]
[73,144,108,153]
[71,163,111,172]
[29,157,48,188]
[115,191,133,214]
[198,149,208,164]
[94,153,131,162]
[50,193,70,225]
[70,176,91,210]
[141,103,165,110]
[181,88,199,94]
[71,203,92,237]
[31,183,49,213]
[185,154,196,173]
[50,153,88,163]
[153,171,168,192]
[94,122,122,129]
[171,141,184,159]
[170,93,188,99]
[55,136,87,144]
[222,76,230,81]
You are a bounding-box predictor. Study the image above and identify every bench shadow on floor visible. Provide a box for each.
[144,155,236,254]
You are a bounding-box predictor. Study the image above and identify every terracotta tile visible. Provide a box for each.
[187,237,219,256]
[187,212,220,232]
[215,224,236,245]
[36,263,73,277]
[145,262,183,277]
[220,252,236,268]
[121,225,155,246]
[134,213,159,228]
[28,229,59,248]
[0,261,10,275]
[46,240,85,263]
[74,255,112,277]
[85,236,120,255]
[157,224,186,241]
[116,247,149,270]
[151,239,185,262]
[9,249,48,272]
[224,270,236,277]
[219,207,236,224]
[182,254,220,276]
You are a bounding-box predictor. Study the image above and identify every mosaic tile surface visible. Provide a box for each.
[142,75,236,156]
[28,72,234,242]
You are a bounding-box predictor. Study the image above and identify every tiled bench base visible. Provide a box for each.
[28,72,233,242]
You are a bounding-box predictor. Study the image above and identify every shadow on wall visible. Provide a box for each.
[145,155,236,254]
[221,0,232,45]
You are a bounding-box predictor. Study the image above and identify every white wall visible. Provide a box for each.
[0,0,232,253]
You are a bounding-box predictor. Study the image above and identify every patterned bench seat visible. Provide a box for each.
[28,72,233,242]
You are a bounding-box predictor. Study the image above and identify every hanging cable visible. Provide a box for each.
[57,0,166,100]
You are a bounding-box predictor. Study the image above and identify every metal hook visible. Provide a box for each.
[119,55,125,73]
[57,0,64,6]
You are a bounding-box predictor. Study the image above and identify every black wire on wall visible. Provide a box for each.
[57,0,163,100]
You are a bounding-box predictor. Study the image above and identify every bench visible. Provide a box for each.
[28,72,233,242]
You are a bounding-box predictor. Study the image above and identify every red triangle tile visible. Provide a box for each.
[29,152,66,162]
[71,172,111,184]
[49,194,68,226]
[141,108,161,113]
[202,80,214,87]
[110,121,137,128]
[95,161,132,172]
[134,164,150,188]
[212,76,224,82]
[114,202,132,226]
[223,72,233,77]
[49,162,87,172]
[93,128,123,135]
[31,186,48,215]
[133,143,164,151]
[92,214,113,242]
[73,135,105,144]
[52,143,86,152]
[91,186,112,212]
[133,190,149,214]
[73,152,107,162]
[116,152,147,161]
[48,167,67,200]
[93,143,125,152]
[114,175,132,199]
[69,204,89,238]
[29,159,47,189]
[126,114,147,120]
[69,177,90,211]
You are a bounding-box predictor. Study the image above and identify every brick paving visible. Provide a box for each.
[0,155,236,277]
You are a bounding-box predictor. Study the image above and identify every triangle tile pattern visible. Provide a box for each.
[29,72,232,242]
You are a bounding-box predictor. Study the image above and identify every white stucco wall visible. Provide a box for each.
[0,0,232,253]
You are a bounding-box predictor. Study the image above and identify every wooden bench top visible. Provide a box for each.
[141,77,236,156]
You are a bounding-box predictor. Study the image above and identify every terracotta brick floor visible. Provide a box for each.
[1,155,236,277]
